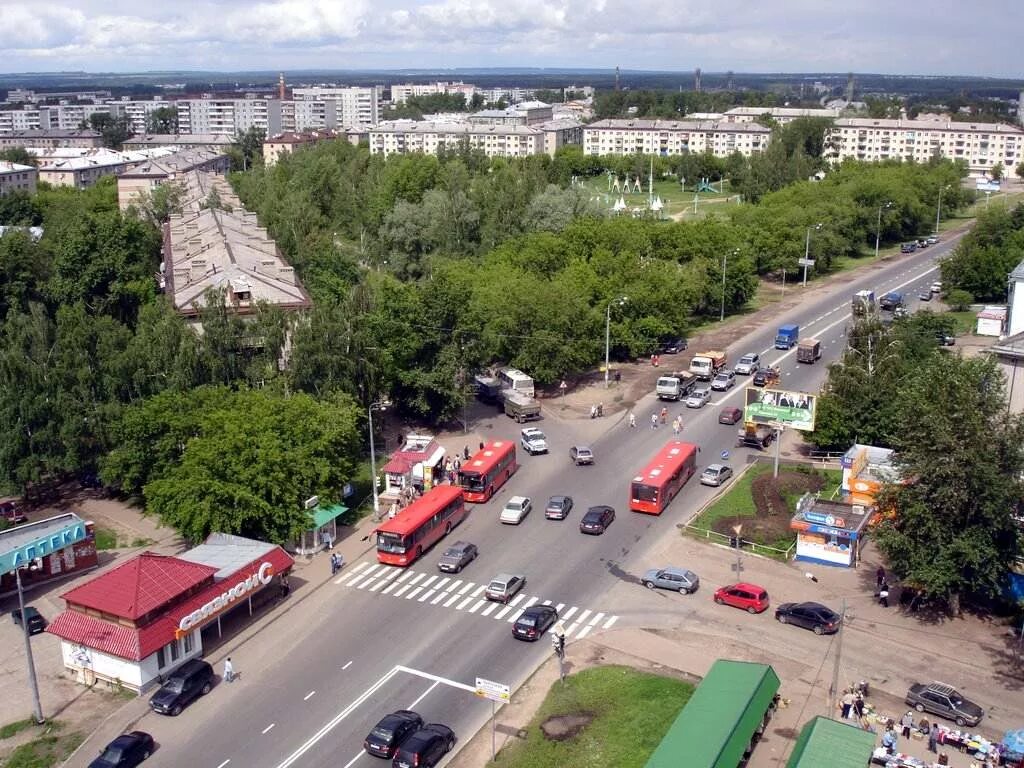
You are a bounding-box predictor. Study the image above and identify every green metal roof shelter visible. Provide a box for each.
[786,716,876,768]
[645,659,781,768]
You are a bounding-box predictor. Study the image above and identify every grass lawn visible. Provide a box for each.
[496,666,693,768]
[2,721,84,768]
[945,310,976,335]
[92,527,118,550]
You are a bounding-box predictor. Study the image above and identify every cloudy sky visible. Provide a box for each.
[1,0,1021,77]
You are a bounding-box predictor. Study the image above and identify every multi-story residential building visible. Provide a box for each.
[117,148,231,210]
[389,82,475,105]
[39,103,111,130]
[108,98,173,133]
[474,87,536,105]
[370,121,545,158]
[537,119,585,156]
[583,119,771,157]
[122,133,235,151]
[291,87,380,125]
[177,98,271,135]
[0,129,103,149]
[719,106,841,124]
[826,118,1024,174]
[0,107,42,133]
[262,130,342,166]
[30,147,129,188]
[0,161,38,195]
[469,101,554,127]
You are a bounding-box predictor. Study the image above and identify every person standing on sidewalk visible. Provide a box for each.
[628,412,636,428]
[660,406,668,425]
[879,582,890,608]
[650,413,658,429]
[840,689,855,719]
[928,722,939,752]
[330,553,339,575]
[900,711,914,739]
[876,566,886,589]
[224,657,235,683]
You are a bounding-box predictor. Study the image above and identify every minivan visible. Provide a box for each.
[149,659,214,716]
[392,723,455,768]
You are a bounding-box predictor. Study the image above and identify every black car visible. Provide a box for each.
[579,505,615,535]
[437,541,478,573]
[775,602,842,635]
[936,333,956,346]
[88,731,155,768]
[149,659,214,716]
[11,606,47,635]
[364,710,423,759]
[512,605,558,641]
[544,495,574,520]
[660,337,688,354]
[392,723,455,768]
[900,242,918,253]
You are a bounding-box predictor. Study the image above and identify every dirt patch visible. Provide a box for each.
[540,712,595,741]
[711,469,825,546]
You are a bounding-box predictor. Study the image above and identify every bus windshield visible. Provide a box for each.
[376,531,408,554]
[632,483,659,503]
[458,471,485,492]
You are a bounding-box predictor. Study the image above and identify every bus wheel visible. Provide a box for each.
[416,546,423,561]
[445,522,452,535]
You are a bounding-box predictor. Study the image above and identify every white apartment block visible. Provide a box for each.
[720,106,840,124]
[826,118,1024,174]
[0,129,104,149]
[290,87,380,125]
[390,82,475,104]
[583,119,771,158]
[108,99,172,133]
[178,99,270,135]
[0,161,38,195]
[370,121,544,158]
[0,107,42,133]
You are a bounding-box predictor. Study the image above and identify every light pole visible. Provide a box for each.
[874,202,892,259]
[720,249,738,322]
[15,564,44,724]
[604,296,628,388]
[368,398,388,516]
[731,524,743,576]
[935,184,950,235]
[802,224,821,287]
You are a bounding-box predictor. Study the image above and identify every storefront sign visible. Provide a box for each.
[176,561,274,637]
[803,511,846,529]
[1,521,88,574]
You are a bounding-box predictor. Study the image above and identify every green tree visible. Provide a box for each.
[1016,161,1024,181]
[0,191,42,226]
[0,147,36,167]
[146,105,178,134]
[873,353,1024,615]
[126,181,186,227]
[989,162,1004,182]
[228,127,266,171]
[944,288,973,311]
[940,203,1024,301]
[87,113,133,149]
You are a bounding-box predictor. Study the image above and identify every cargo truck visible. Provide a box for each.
[503,391,542,423]
[774,324,799,350]
[737,422,776,450]
[852,290,876,316]
[797,338,821,364]
[689,351,727,381]
[656,371,698,401]
[474,374,503,404]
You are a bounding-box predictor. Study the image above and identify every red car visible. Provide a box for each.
[714,583,769,614]
[718,407,743,425]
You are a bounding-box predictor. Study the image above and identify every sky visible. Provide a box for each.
[0,0,1022,78]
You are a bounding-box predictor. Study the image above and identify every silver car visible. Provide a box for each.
[735,354,760,375]
[485,573,525,603]
[641,567,699,594]
[437,541,478,573]
[686,387,711,408]
[700,464,734,487]
[711,370,736,391]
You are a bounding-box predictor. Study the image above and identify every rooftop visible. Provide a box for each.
[123,133,235,147]
[177,532,278,581]
[1,128,102,139]
[0,161,35,173]
[372,120,542,136]
[586,119,771,133]
[832,117,1024,133]
[119,147,227,178]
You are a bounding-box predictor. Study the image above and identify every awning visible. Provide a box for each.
[307,504,348,530]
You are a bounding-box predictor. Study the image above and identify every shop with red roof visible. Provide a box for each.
[380,434,446,503]
[46,533,293,692]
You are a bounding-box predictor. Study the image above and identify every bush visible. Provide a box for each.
[945,288,973,311]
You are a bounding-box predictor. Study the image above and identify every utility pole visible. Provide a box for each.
[720,250,728,322]
[15,567,44,724]
[829,598,847,719]
[773,426,783,478]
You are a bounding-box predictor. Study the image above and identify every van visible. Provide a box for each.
[497,368,534,399]
[1,496,28,525]
[149,659,214,716]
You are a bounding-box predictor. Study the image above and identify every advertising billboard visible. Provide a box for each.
[744,387,816,432]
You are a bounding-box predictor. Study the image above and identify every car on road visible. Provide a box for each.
[364,710,423,759]
[499,496,532,524]
[520,427,548,455]
[686,387,711,409]
[512,605,558,641]
[392,723,455,768]
[752,367,780,388]
[918,290,932,302]
[700,464,734,487]
[1,495,27,525]
[11,606,46,634]
[904,682,984,727]
[660,337,688,354]
[900,242,918,253]
[926,235,939,245]
[711,369,736,391]
[892,306,909,319]
[719,407,743,425]
[642,567,699,594]
[774,602,841,635]
[88,731,155,768]
[149,659,214,716]
[734,354,760,376]
[485,573,525,603]
[437,541,478,573]
[936,332,956,346]
[569,445,594,466]
[714,583,770,614]
[545,495,574,520]
[579,505,615,535]
[930,281,942,294]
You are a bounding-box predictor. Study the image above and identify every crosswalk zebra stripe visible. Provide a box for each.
[392,583,415,598]
[382,580,402,595]
[405,587,424,600]
[418,589,436,603]
[443,593,462,608]
[480,601,499,616]
[603,615,619,629]
[456,596,475,610]
[561,606,578,621]
[588,612,605,626]
[575,624,594,639]
[470,584,487,597]
[467,599,486,614]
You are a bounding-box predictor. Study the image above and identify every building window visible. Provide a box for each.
[157,647,166,669]
[183,631,194,654]
[169,639,180,662]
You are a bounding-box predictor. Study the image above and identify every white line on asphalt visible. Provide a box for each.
[216,761,230,768]
[494,603,516,619]
[354,575,379,589]
[588,612,605,626]
[507,593,526,607]
[603,616,619,629]
[561,606,578,621]
[342,661,352,670]
[458,581,475,595]
[443,593,462,608]
[431,591,449,605]
[418,575,438,589]
[456,596,475,610]
[470,583,487,597]
[575,625,593,639]
[447,579,463,592]
[404,587,423,600]
[519,596,539,611]
[418,589,436,602]
[407,573,426,586]
[344,563,382,587]
[348,561,370,575]
[407,680,440,710]
[303,691,315,701]
[555,603,565,612]
[480,601,499,616]
[565,621,582,636]
[576,609,592,624]
[340,752,364,768]
[369,569,401,592]
[395,570,415,584]
[395,664,477,693]
[392,583,414,598]
[381,580,402,595]
[262,723,275,734]
[541,599,552,605]
[433,577,450,591]
[467,599,485,613]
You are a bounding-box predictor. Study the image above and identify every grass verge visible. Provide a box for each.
[945,310,976,335]
[3,721,84,768]
[0,719,35,740]
[93,527,118,550]
[495,666,693,768]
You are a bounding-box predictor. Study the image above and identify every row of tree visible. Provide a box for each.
[940,202,1024,303]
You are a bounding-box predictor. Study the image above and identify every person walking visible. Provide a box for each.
[840,689,855,719]
[628,412,636,428]
[929,722,940,753]
[650,413,658,429]
[463,445,470,460]
[900,711,914,739]
[882,727,897,755]
[224,657,235,683]
[672,417,681,435]
[876,566,886,589]
[330,553,340,575]
[879,581,890,608]
[660,407,668,425]
[853,693,865,720]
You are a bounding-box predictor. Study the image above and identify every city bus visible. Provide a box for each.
[375,485,469,566]
[457,440,517,502]
[629,441,699,515]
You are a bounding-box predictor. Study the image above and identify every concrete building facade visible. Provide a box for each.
[0,161,38,195]
[583,119,771,157]
[370,121,544,158]
[0,129,104,149]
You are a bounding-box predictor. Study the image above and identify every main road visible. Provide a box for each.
[146,239,958,768]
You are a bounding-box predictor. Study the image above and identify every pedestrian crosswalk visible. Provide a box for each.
[336,560,620,640]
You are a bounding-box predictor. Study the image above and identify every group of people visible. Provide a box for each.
[330,552,344,575]
[589,403,605,419]
[441,454,463,484]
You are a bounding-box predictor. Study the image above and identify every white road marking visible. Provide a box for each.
[576,609,592,624]
[541,599,552,605]
[392,583,414,597]
[433,577,450,591]
[407,680,440,709]
[407,573,426,586]
[494,603,516,619]
[395,570,415,584]
[467,599,486,613]
[431,591,449,605]
[216,761,230,768]
[561,606,578,621]
[456,596,475,610]
[342,661,352,670]
[395,664,477,693]
[603,616,619,629]
[262,723,275,734]
[588,612,605,626]
[480,601,499,616]
[555,603,565,612]
[345,563,383,587]
[348,561,371,575]
[575,625,593,639]
[418,589,436,602]
[565,621,582,636]
[471,583,488,597]
[303,691,316,701]
[458,581,475,595]
[443,593,462,608]
[369,569,402,592]
[405,587,424,600]
[419,575,438,589]
[381,580,402,595]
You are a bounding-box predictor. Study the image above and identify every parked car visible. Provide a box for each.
[569,445,594,466]
[918,291,932,302]
[893,306,909,319]
[520,427,548,455]
[686,387,711,408]
[719,407,743,425]
[752,367,780,388]
[774,602,842,635]
[364,710,424,759]
[485,573,525,603]
[11,606,46,635]
[579,505,615,535]
[700,464,734,487]
[0,495,27,525]
[714,583,770,614]
[926,235,939,245]
[905,682,984,727]
[930,281,942,294]
[544,495,574,520]
[900,242,918,253]
[88,731,155,768]
[734,354,760,376]
[936,332,956,346]
[149,659,214,716]
[512,605,558,641]
[499,496,532,524]
[641,567,699,594]
[392,723,455,768]
[711,369,736,391]
[660,337,688,354]
[437,541,478,573]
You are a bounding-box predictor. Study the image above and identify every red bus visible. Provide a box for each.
[457,440,517,502]
[375,485,469,566]
[629,441,699,515]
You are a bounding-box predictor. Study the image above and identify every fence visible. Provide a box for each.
[682,523,796,561]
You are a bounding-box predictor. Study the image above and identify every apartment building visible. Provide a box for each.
[583,119,771,157]
[122,134,235,151]
[370,121,545,158]
[290,86,380,125]
[720,106,840,124]
[538,119,584,156]
[177,99,270,135]
[0,107,42,133]
[108,98,173,133]
[826,118,1024,174]
[117,148,231,210]
[263,130,342,166]
[390,82,475,104]
[0,161,38,195]
[30,147,129,188]
[468,101,554,127]
[0,129,104,149]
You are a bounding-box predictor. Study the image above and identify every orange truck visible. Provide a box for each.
[688,351,727,381]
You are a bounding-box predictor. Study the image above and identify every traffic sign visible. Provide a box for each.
[797,258,815,267]
[475,677,510,703]
[720,450,730,460]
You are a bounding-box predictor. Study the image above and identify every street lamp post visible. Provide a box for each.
[802,224,821,287]
[368,399,388,517]
[15,564,44,724]
[935,184,949,235]
[720,249,738,322]
[874,202,892,259]
[604,297,627,388]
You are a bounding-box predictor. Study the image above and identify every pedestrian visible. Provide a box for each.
[597,402,604,417]
[628,412,636,428]
[853,693,865,720]
[279,574,290,598]
[901,711,914,739]
[929,722,939,753]
[224,657,235,683]
[672,417,681,435]
[879,581,890,608]
[876,566,886,588]
[463,445,470,460]
[330,553,339,575]
[840,689,855,719]
[454,458,461,472]
[651,353,657,366]
[651,413,658,429]
[660,407,668,425]
[479,440,485,451]
[590,404,597,419]
[882,727,897,755]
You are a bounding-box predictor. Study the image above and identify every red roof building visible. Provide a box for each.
[381,434,446,502]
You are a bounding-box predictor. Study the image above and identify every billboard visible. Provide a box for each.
[743,387,816,432]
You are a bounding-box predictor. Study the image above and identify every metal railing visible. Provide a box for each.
[683,524,796,560]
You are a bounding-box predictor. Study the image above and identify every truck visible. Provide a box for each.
[737,422,776,450]
[503,391,542,423]
[474,374,503,404]
[880,291,904,311]
[797,338,822,364]
[774,324,799,350]
[656,371,698,401]
[852,290,876,317]
[498,367,535,399]
[689,351,727,381]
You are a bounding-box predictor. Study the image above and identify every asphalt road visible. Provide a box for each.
[142,239,959,768]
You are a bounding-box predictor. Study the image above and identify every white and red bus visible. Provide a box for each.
[457,440,517,503]
[375,485,469,566]
[629,441,699,515]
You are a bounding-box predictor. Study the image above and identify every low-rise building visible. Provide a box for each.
[469,100,553,127]
[390,81,475,105]
[0,160,38,195]
[583,119,771,157]
[262,130,340,166]
[537,118,584,156]
[790,495,873,568]
[721,106,840,124]
[370,120,545,158]
[0,128,104,149]
[117,148,231,210]
[31,147,128,189]
[121,134,235,151]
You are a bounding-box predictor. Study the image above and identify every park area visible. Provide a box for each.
[573,175,741,220]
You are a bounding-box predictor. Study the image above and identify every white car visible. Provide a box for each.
[735,354,760,375]
[711,370,736,391]
[520,427,548,455]
[500,496,532,524]
[930,281,942,295]
[686,387,711,409]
